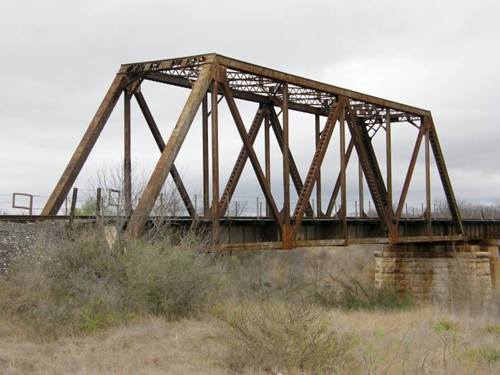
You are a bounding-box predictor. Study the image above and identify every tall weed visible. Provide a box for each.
[0,228,223,336]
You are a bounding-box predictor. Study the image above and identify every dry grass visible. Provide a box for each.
[211,301,357,373]
[1,306,499,374]
[0,225,498,374]
[0,315,222,374]
[0,227,225,336]
[333,307,500,375]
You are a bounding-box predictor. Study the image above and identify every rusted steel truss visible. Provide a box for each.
[42,53,463,248]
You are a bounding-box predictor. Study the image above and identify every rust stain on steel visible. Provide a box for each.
[218,105,267,217]
[346,103,393,237]
[41,53,465,249]
[221,79,283,231]
[126,63,214,239]
[428,115,463,234]
[202,95,209,216]
[134,91,196,218]
[211,76,220,245]
[42,74,129,216]
[267,107,314,217]
[123,92,132,215]
[291,98,344,236]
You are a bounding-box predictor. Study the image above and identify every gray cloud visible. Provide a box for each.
[1,0,499,214]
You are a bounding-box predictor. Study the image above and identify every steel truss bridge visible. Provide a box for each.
[38,53,499,249]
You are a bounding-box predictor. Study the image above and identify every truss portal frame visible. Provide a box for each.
[41,53,463,248]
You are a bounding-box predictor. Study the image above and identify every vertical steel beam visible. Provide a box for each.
[386,110,395,240]
[315,114,322,217]
[325,140,354,216]
[282,83,291,247]
[96,187,102,221]
[267,108,314,217]
[358,160,364,217]
[425,118,432,235]
[386,110,393,222]
[124,91,132,215]
[211,80,220,244]
[69,187,78,229]
[42,73,128,215]
[265,110,271,217]
[202,95,209,217]
[126,63,214,239]
[339,103,348,242]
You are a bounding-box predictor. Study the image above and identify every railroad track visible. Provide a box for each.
[0,215,97,223]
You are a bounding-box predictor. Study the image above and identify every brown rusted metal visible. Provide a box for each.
[146,71,327,116]
[42,73,129,215]
[69,187,78,229]
[346,104,392,235]
[96,187,102,220]
[126,63,214,239]
[218,234,467,252]
[358,160,365,217]
[3,214,497,250]
[220,80,283,231]
[264,110,271,217]
[427,115,464,234]
[386,109,393,224]
[43,54,465,249]
[291,98,344,236]
[315,114,322,217]
[123,91,132,215]
[425,119,432,235]
[123,54,427,117]
[282,83,291,248]
[211,78,220,245]
[340,103,348,241]
[325,139,354,217]
[395,124,426,223]
[133,91,195,218]
[202,95,209,217]
[218,105,267,217]
[210,54,428,116]
[267,108,314,217]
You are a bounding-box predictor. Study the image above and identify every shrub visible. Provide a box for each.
[433,319,460,334]
[0,231,128,335]
[476,346,500,366]
[211,301,357,373]
[225,251,309,302]
[0,227,224,336]
[313,275,413,311]
[483,323,500,335]
[122,240,224,319]
[223,248,411,311]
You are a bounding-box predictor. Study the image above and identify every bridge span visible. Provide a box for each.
[37,53,498,254]
[3,215,499,252]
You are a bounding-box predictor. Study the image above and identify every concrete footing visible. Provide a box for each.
[375,240,499,303]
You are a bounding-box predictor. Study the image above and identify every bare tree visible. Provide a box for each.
[78,163,183,219]
[229,200,248,216]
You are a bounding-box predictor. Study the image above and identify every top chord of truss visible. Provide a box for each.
[120,53,427,123]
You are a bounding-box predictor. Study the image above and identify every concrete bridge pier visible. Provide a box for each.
[374,240,499,303]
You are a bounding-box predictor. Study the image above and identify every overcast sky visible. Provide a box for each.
[1,0,499,214]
